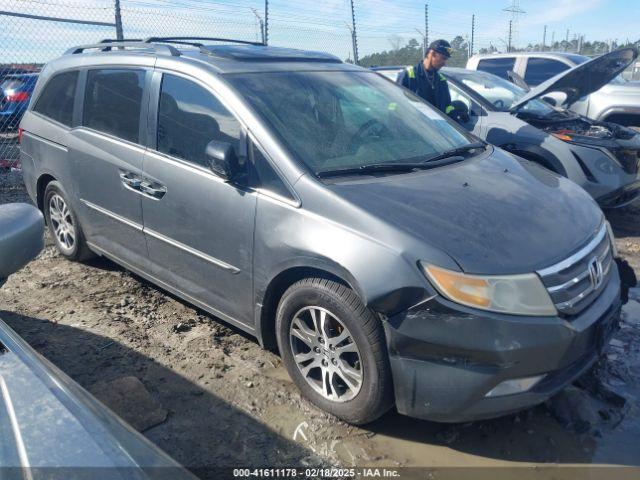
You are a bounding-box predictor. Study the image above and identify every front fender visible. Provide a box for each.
[252,196,439,322]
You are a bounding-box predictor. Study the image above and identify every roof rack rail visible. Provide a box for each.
[98,38,144,44]
[144,36,266,50]
[64,41,181,56]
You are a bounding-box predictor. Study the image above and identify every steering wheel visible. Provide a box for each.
[351,119,391,145]
[493,99,505,109]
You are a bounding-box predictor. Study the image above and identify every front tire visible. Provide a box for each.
[276,278,394,424]
[44,181,93,261]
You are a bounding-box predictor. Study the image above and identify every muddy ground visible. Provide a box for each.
[1,164,640,477]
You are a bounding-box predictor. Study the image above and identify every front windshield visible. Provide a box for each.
[453,70,556,116]
[228,71,473,174]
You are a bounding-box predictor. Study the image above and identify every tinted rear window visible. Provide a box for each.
[83,69,145,143]
[32,71,78,127]
[524,58,570,86]
[476,57,516,79]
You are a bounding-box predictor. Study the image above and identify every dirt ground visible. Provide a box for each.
[1,166,640,478]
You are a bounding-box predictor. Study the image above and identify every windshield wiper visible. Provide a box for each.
[317,163,423,178]
[316,142,486,178]
[419,141,486,163]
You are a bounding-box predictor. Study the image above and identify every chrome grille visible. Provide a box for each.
[537,224,614,316]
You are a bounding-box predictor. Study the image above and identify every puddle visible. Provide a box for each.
[262,289,640,467]
[262,366,293,384]
[590,289,640,463]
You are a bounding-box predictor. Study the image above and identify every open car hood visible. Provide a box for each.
[511,47,638,110]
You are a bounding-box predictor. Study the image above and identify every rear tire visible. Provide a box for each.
[44,181,93,261]
[276,278,394,424]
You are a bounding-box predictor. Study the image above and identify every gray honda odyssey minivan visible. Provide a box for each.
[20,38,622,424]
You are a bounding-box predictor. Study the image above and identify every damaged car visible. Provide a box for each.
[374,48,640,208]
[467,51,640,127]
[21,38,626,424]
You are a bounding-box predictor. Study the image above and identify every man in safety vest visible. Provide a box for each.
[397,39,455,116]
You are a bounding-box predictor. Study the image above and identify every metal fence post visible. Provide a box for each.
[264,0,269,45]
[349,0,358,64]
[114,0,124,40]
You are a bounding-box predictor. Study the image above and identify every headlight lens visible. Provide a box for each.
[613,148,640,172]
[420,263,557,316]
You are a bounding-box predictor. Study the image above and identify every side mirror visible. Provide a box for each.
[541,96,557,106]
[450,100,471,123]
[0,204,44,288]
[205,140,238,181]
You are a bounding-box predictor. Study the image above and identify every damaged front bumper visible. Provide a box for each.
[382,263,622,423]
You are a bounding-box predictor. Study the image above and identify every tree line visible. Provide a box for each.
[358,36,639,69]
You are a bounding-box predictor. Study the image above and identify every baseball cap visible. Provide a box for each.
[429,39,453,58]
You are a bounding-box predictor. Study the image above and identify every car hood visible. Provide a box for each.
[326,148,603,275]
[512,48,639,110]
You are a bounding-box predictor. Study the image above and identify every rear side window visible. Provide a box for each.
[476,57,516,79]
[524,58,570,86]
[156,74,241,167]
[83,69,145,143]
[33,71,78,127]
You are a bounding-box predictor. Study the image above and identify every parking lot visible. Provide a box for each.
[1,166,639,475]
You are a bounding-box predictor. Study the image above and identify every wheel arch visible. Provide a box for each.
[36,173,57,215]
[256,260,364,352]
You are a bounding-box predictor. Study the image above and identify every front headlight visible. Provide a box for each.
[613,148,640,170]
[420,263,557,316]
[606,221,618,257]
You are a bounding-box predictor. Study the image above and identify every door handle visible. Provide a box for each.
[119,171,142,189]
[139,182,167,199]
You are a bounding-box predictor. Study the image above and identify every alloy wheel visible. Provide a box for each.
[49,194,76,254]
[289,306,363,402]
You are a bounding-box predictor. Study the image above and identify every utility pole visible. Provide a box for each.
[577,34,583,54]
[114,0,123,40]
[565,29,569,51]
[425,3,429,47]
[503,0,525,51]
[264,0,269,45]
[542,25,547,51]
[349,0,359,64]
[470,14,475,57]
[507,20,512,52]
[551,30,555,50]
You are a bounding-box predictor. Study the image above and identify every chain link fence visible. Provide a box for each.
[0,0,362,165]
[1,0,631,165]
[1,0,118,166]
[1,0,267,165]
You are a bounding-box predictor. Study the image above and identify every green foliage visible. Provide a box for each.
[358,36,470,68]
